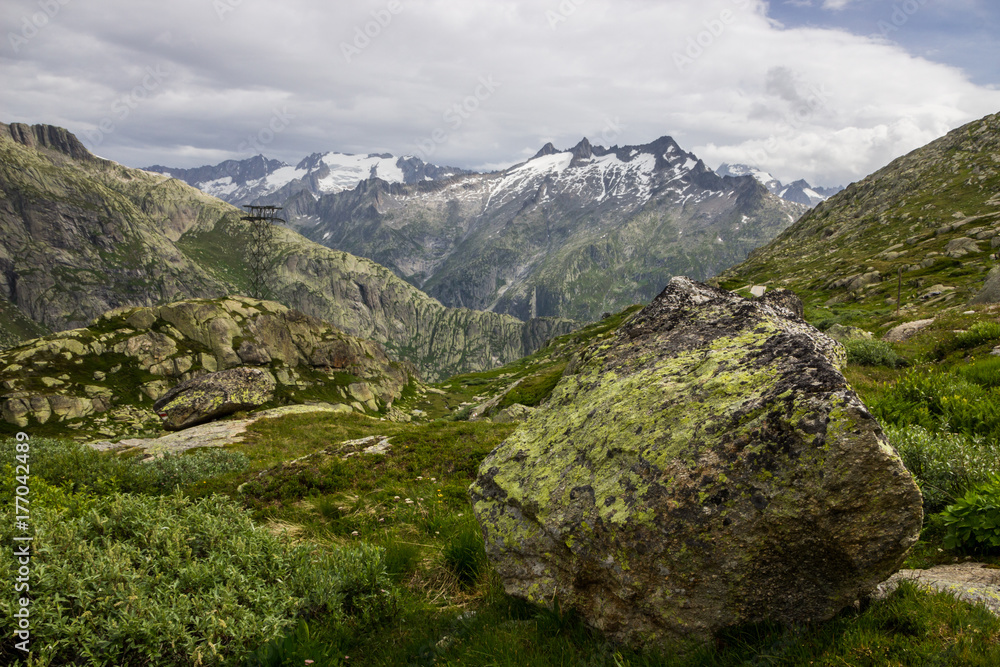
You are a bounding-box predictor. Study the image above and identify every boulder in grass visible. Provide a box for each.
[471,277,923,647]
[153,367,275,431]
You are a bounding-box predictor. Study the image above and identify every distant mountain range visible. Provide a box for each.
[715,163,844,207]
[146,153,470,207]
[151,136,808,322]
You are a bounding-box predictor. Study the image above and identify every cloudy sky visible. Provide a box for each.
[2,0,998,187]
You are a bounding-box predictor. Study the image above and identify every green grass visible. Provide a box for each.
[5,296,1000,664]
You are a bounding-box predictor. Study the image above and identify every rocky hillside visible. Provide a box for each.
[0,122,574,379]
[718,111,1000,331]
[284,137,807,323]
[0,296,413,439]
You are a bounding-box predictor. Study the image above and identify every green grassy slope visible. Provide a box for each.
[718,111,1000,334]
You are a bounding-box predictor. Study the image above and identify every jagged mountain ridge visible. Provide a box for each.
[719,110,1000,329]
[0,122,574,380]
[716,163,844,207]
[147,152,470,207]
[285,135,808,322]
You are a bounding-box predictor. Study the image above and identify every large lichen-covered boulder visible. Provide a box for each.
[470,277,923,647]
[153,367,276,431]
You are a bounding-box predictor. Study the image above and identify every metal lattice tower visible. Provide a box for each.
[241,205,283,300]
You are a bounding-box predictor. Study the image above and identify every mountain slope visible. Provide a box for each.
[718,111,1000,330]
[287,136,807,322]
[147,152,469,207]
[0,122,573,379]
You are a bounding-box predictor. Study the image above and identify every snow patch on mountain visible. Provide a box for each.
[715,163,843,207]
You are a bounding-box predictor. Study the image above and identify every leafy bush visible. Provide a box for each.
[244,620,343,667]
[0,492,397,666]
[956,356,1000,389]
[869,370,1000,442]
[11,436,143,496]
[956,321,1000,349]
[141,448,249,493]
[1,437,248,499]
[940,477,1000,554]
[844,338,906,368]
[886,425,1000,512]
[934,321,1000,358]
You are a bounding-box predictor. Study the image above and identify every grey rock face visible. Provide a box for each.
[971,266,1000,305]
[153,367,276,431]
[471,277,922,647]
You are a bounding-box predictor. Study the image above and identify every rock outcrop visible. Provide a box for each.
[971,266,1000,305]
[471,278,923,646]
[154,367,276,430]
[0,296,412,436]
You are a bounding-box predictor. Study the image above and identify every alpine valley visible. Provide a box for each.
[0,122,574,380]
[153,137,811,322]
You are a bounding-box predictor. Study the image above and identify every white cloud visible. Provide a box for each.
[0,0,997,187]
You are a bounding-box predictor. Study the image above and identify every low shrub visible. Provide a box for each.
[886,425,1000,512]
[0,492,397,666]
[869,370,1000,442]
[844,338,906,368]
[956,321,1000,349]
[140,448,249,493]
[934,321,1000,358]
[1,437,249,499]
[956,356,1000,389]
[940,477,1000,554]
[244,620,343,667]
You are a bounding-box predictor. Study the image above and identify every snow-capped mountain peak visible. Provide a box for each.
[146,152,468,206]
[715,163,843,207]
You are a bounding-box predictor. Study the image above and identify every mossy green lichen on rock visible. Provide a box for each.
[470,277,923,647]
[153,366,276,431]
[0,295,414,436]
